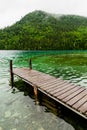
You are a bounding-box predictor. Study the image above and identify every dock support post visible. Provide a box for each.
[29,58,32,70]
[34,85,38,101]
[10,60,14,88]
[34,85,41,112]
[34,85,39,105]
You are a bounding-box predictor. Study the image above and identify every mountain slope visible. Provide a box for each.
[0,10,87,50]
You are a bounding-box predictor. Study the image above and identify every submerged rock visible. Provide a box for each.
[11,112,20,118]
[0,127,3,130]
[5,111,11,118]
[38,127,45,130]
[15,119,19,125]
[11,128,16,130]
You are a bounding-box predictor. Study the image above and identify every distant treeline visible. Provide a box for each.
[0,10,87,50]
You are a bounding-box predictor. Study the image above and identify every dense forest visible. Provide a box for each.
[1,10,87,50]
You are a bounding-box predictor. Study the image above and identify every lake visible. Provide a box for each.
[0,50,87,130]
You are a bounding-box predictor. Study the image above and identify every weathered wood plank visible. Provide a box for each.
[66,88,85,106]
[41,80,68,90]
[73,94,87,109]
[78,102,87,113]
[53,84,77,97]
[66,89,87,106]
[56,86,82,100]
[46,82,74,93]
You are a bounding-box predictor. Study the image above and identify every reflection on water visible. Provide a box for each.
[0,50,87,130]
[33,54,87,88]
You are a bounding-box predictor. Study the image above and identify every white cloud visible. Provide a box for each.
[0,0,87,28]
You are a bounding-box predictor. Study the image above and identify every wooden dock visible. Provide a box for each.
[10,60,87,119]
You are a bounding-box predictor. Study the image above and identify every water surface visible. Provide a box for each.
[0,50,87,130]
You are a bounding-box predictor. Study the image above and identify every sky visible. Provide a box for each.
[0,0,87,28]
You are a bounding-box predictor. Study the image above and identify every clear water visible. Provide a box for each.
[0,50,87,130]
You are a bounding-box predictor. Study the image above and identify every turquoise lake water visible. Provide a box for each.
[0,50,87,130]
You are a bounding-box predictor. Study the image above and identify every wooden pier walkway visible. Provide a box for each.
[10,60,87,119]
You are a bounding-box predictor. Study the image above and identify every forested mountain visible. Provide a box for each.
[0,10,87,50]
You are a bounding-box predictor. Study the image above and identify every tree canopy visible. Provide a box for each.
[0,10,87,50]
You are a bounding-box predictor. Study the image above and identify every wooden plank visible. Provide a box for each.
[65,89,87,106]
[35,77,55,85]
[18,73,41,79]
[13,69,46,77]
[41,82,69,92]
[52,84,77,97]
[41,79,68,89]
[73,94,87,109]
[17,71,44,77]
[24,72,44,77]
[37,78,61,86]
[25,74,54,82]
[14,68,51,77]
[66,88,85,106]
[26,77,56,86]
[13,69,55,84]
[46,82,74,92]
[78,102,87,113]
[35,79,60,89]
[44,83,67,92]
[56,86,82,100]
[37,77,56,85]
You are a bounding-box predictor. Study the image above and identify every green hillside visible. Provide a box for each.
[0,10,87,50]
